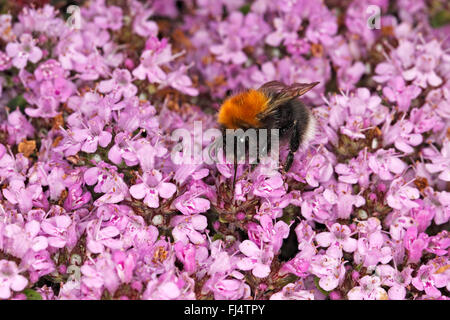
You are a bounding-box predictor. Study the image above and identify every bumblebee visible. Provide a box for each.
[215,80,319,171]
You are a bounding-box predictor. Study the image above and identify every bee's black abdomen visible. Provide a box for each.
[261,99,313,145]
[260,98,316,171]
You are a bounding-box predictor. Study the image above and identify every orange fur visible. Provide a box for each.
[217,89,269,129]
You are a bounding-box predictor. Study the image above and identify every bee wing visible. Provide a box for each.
[257,81,319,118]
[282,81,320,97]
[259,81,319,98]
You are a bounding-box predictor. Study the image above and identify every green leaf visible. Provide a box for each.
[239,4,251,15]
[430,10,450,28]
[7,95,27,112]
[212,233,224,241]
[23,289,43,300]
[313,276,331,296]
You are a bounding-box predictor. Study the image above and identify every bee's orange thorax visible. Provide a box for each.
[217,89,269,129]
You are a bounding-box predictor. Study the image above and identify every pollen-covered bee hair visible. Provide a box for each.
[212,80,319,171]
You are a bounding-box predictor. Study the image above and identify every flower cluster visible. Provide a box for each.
[0,0,449,300]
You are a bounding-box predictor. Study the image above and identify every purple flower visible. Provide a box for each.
[316,223,357,253]
[412,264,447,298]
[403,53,442,88]
[383,119,423,154]
[174,242,196,274]
[376,265,413,300]
[84,162,129,205]
[270,283,315,300]
[98,69,137,100]
[41,215,76,249]
[6,33,42,69]
[425,139,450,182]
[236,240,273,278]
[335,150,371,188]
[386,177,420,210]
[403,226,429,264]
[171,214,207,245]
[383,76,421,112]
[0,260,28,299]
[347,275,388,300]
[130,170,176,209]
[356,230,392,268]
[248,214,289,253]
[112,250,136,284]
[266,14,301,47]
[132,36,178,83]
[72,117,112,153]
[309,245,346,291]
[2,179,41,213]
[368,149,406,180]
[86,220,122,254]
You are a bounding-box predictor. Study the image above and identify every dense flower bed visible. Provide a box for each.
[0,0,449,300]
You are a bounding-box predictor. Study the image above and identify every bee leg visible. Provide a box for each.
[284,120,300,172]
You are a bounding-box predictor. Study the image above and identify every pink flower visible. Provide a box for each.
[86,220,123,254]
[248,214,289,253]
[335,150,371,188]
[270,283,315,300]
[142,272,195,300]
[265,15,301,47]
[356,231,392,268]
[376,265,412,300]
[0,260,28,299]
[0,51,12,70]
[383,119,423,154]
[309,245,346,291]
[6,33,42,69]
[130,170,176,209]
[84,162,129,205]
[172,191,210,215]
[322,182,365,219]
[412,264,447,298]
[81,256,120,295]
[252,172,286,198]
[112,251,136,284]
[174,242,197,273]
[40,215,75,249]
[368,149,406,180]
[383,76,421,112]
[291,149,334,187]
[98,69,137,100]
[171,214,207,245]
[72,117,112,153]
[425,139,450,182]
[403,54,442,88]
[348,275,388,300]
[132,37,176,83]
[236,240,274,278]
[403,226,429,264]
[203,265,251,300]
[315,223,357,253]
[2,179,42,213]
[386,177,420,210]
[161,65,198,96]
